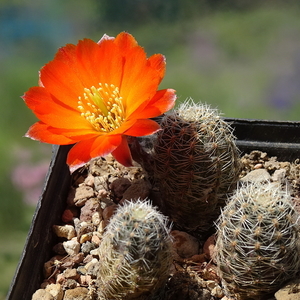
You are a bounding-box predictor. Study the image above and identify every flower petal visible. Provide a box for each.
[23,86,93,130]
[46,127,102,141]
[40,39,124,109]
[113,33,167,116]
[147,53,166,83]
[39,45,85,110]
[129,88,176,119]
[113,32,138,49]
[79,37,123,88]
[25,122,75,144]
[111,136,133,167]
[124,119,161,137]
[67,134,122,172]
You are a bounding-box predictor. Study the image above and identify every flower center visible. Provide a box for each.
[78,83,125,132]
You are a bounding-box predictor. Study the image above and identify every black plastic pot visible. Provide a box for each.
[6,118,300,300]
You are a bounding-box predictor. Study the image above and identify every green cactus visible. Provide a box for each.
[150,99,240,232]
[96,199,173,300]
[215,181,300,300]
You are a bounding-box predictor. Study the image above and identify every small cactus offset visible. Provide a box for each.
[151,99,240,232]
[96,199,173,300]
[215,181,300,300]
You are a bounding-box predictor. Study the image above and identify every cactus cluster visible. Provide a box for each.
[97,199,173,300]
[215,181,300,300]
[150,99,241,232]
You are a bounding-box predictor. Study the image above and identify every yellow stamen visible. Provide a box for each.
[78,83,125,132]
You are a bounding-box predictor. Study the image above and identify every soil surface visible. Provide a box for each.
[31,151,300,300]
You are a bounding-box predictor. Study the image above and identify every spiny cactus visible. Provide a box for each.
[215,181,300,300]
[150,99,240,232]
[96,199,173,300]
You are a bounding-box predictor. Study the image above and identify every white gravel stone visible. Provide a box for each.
[92,211,102,226]
[240,168,271,182]
[63,239,80,256]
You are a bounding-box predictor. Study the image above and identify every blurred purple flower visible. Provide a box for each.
[11,146,50,205]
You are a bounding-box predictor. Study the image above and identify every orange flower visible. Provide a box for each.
[23,32,176,172]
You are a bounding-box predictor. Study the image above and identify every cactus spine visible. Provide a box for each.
[97,199,172,300]
[151,99,240,232]
[215,181,300,300]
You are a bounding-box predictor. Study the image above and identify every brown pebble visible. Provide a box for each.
[45,283,64,300]
[110,178,131,199]
[53,225,76,240]
[171,230,199,259]
[73,185,95,207]
[79,233,92,244]
[121,179,151,202]
[203,234,216,260]
[61,253,84,269]
[91,234,101,246]
[84,174,94,187]
[31,289,54,300]
[63,287,89,300]
[52,243,67,255]
[56,274,65,285]
[40,277,56,289]
[62,207,78,223]
[63,268,79,280]
[275,277,300,300]
[189,253,208,264]
[75,220,95,237]
[44,260,54,278]
[80,198,102,222]
[62,278,78,289]
[102,204,117,225]
[43,256,64,278]
[83,254,94,264]
[72,252,85,264]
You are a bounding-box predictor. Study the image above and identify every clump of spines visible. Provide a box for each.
[215,181,300,300]
[97,199,173,300]
[151,99,240,232]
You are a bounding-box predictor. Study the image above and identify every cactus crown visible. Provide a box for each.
[150,99,240,232]
[97,199,173,299]
[215,181,300,300]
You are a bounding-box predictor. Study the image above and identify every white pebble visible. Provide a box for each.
[92,212,102,226]
[63,240,80,256]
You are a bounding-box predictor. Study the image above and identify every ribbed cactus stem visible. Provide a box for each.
[97,199,173,300]
[215,181,300,300]
[150,99,240,232]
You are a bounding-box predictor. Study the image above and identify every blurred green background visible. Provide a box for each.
[1,0,300,298]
